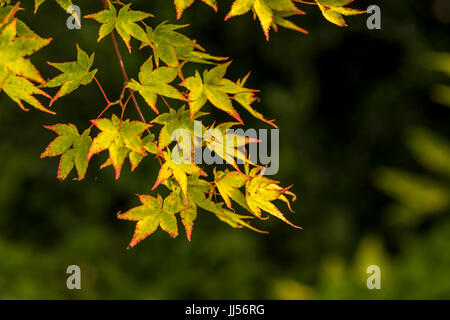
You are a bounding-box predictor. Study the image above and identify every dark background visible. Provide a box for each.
[0,0,449,299]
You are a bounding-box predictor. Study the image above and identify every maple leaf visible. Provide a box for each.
[43,45,97,106]
[100,133,159,172]
[128,134,159,171]
[152,150,206,204]
[315,0,365,27]
[182,62,257,124]
[214,169,250,210]
[143,22,226,67]
[0,15,53,113]
[34,0,72,13]
[152,105,206,151]
[187,175,267,233]
[245,168,300,228]
[127,56,186,114]
[272,11,308,35]
[225,0,306,40]
[204,122,257,170]
[173,0,217,20]
[0,4,35,34]
[88,114,151,179]
[172,174,266,240]
[118,193,184,247]
[85,2,151,52]
[41,124,92,180]
[234,72,278,128]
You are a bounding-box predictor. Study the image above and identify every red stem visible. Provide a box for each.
[101,0,151,134]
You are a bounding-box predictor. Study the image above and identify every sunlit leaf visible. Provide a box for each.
[85,2,151,52]
[41,124,92,180]
[43,45,97,106]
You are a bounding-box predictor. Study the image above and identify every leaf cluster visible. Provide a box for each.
[0,0,365,246]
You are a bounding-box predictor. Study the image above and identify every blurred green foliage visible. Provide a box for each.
[0,0,448,299]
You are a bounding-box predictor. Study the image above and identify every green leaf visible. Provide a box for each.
[143,22,225,67]
[0,5,39,37]
[174,0,195,19]
[128,56,186,114]
[144,22,198,67]
[245,168,300,228]
[180,202,197,241]
[214,169,250,210]
[234,72,278,128]
[41,124,92,180]
[88,114,151,179]
[85,3,151,52]
[182,62,256,123]
[173,0,217,19]
[0,17,53,113]
[152,151,206,204]
[225,0,305,40]
[128,134,158,171]
[118,193,184,247]
[204,122,257,170]
[34,0,73,13]
[43,45,97,106]
[315,0,365,27]
[182,70,208,118]
[183,175,267,236]
[152,105,206,150]
[272,11,308,36]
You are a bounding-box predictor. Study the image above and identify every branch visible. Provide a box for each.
[101,0,151,134]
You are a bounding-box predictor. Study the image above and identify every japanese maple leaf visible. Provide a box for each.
[182,62,255,124]
[152,151,206,204]
[0,17,52,113]
[34,0,72,13]
[152,105,206,151]
[245,168,300,228]
[142,22,224,67]
[204,122,258,170]
[315,0,365,27]
[214,169,250,210]
[187,175,266,235]
[127,57,186,114]
[85,2,151,53]
[225,0,305,40]
[43,45,97,106]
[128,134,159,171]
[41,124,92,180]
[233,72,278,128]
[88,114,150,179]
[173,0,217,20]
[170,175,265,241]
[118,193,184,247]
[100,133,159,173]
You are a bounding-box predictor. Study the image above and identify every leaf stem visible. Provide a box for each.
[294,0,317,5]
[101,0,151,134]
[94,76,110,104]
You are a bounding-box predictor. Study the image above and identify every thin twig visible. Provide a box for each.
[101,0,151,134]
[94,76,110,104]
